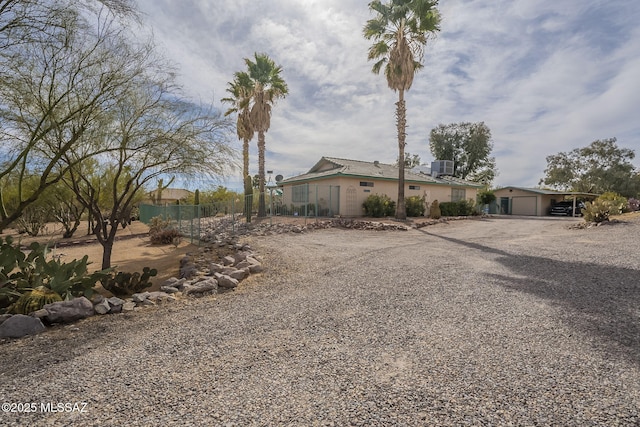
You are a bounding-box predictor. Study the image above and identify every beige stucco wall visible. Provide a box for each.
[493,189,561,216]
[281,177,478,216]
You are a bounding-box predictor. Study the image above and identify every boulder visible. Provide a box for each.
[222,255,235,266]
[180,263,198,279]
[215,273,239,289]
[94,299,111,315]
[0,314,46,338]
[209,263,225,274]
[146,291,171,303]
[160,285,180,294]
[0,313,13,325]
[183,278,218,295]
[132,292,149,303]
[44,297,94,324]
[228,269,248,281]
[107,297,125,314]
[235,260,251,270]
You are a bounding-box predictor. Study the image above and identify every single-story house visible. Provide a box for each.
[277,157,483,217]
[492,187,598,216]
[142,188,193,206]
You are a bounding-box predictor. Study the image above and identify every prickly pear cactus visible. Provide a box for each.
[11,286,62,314]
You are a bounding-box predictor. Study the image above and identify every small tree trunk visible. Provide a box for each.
[101,240,114,271]
[395,90,407,220]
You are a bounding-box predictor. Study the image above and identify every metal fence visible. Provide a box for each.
[138,185,340,243]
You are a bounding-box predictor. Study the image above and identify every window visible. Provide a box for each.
[451,188,466,202]
[292,184,309,203]
[409,185,420,190]
[359,181,374,187]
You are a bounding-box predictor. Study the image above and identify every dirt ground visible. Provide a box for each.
[0,221,194,295]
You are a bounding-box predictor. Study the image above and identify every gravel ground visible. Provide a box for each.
[0,216,639,426]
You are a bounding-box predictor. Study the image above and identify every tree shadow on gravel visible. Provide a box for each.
[420,230,640,366]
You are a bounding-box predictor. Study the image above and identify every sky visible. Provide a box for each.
[134,0,640,192]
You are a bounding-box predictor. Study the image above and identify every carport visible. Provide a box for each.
[493,187,599,216]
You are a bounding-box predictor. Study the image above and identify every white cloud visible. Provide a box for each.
[135,0,640,191]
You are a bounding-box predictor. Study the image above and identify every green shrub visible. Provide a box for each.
[597,192,627,214]
[429,200,441,219]
[405,196,425,217]
[583,193,627,223]
[362,194,395,217]
[439,199,476,216]
[101,267,157,296]
[0,236,109,312]
[477,190,496,206]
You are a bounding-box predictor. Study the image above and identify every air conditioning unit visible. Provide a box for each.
[431,160,454,176]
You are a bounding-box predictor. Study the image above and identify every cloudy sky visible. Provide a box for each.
[134,0,640,191]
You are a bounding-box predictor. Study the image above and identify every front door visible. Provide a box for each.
[500,197,510,214]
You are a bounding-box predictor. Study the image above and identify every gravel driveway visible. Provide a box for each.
[1,216,639,426]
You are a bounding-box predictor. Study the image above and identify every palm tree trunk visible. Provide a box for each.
[242,137,252,223]
[396,89,407,220]
[257,131,266,217]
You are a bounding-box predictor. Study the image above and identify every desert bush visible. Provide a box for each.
[429,200,441,219]
[405,196,425,217]
[582,199,613,223]
[363,194,395,217]
[148,216,181,244]
[597,192,627,214]
[14,206,49,236]
[101,267,157,296]
[582,193,627,223]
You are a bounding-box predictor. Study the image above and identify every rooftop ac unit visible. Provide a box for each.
[431,160,454,176]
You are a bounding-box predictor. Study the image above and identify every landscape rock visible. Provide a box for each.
[107,297,125,312]
[146,291,172,303]
[209,263,225,274]
[235,260,251,270]
[180,263,199,279]
[0,314,46,338]
[31,309,48,319]
[0,313,13,325]
[94,299,111,315]
[44,297,94,324]
[160,285,180,294]
[183,278,218,295]
[122,301,136,311]
[222,255,235,266]
[215,273,239,289]
[132,293,149,303]
[228,269,248,281]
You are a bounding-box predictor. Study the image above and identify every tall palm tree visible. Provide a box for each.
[244,53,288,217]
[222,73,254,222]
[364,0,440,220]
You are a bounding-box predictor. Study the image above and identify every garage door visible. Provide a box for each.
[511,196,537,216]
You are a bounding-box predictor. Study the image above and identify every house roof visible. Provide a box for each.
[495,186,600,197]
[279,157,483,188]
[146,188,193,200]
